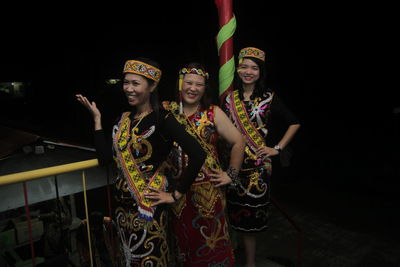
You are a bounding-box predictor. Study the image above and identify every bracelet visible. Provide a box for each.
[226,167,240,186]
[171,191,179,202]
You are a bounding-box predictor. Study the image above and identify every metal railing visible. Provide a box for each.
[0,159,303,267]
[0,159,100,267]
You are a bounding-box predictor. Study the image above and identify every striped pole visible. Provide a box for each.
[215,0,236,103]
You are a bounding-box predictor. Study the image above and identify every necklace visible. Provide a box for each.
[129,110,152,152]
[132,110,152,130]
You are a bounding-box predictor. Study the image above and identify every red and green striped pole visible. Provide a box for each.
[215,0,236,103]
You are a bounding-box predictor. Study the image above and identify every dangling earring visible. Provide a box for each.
[178,73,183,114]
[237,58,243,74]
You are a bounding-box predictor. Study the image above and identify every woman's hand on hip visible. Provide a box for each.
[255,146,279,158]
[208,168,232,187]
[144,188,175,206]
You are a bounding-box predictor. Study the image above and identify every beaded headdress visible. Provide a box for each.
[123,60,162,82]
[178,67,209,113]
[179,67,209,79]
[238,47,266,64]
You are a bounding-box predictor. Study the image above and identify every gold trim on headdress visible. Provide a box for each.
[179,67,209,79]
[238,47,266,63]
[123,60,162,82]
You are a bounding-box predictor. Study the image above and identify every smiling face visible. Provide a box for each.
[237,58,260,85]
[181,73,206,107]
[122,73,156,106]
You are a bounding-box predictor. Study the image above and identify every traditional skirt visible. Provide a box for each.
[172,182,235,266]
[227,166,271,233]
[114,176,170,267]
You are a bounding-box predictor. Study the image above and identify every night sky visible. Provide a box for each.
[1,3,398,191]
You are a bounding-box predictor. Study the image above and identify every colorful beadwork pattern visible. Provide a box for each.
[113,112,167,221]
[238,47,266,62]
[123,60,162,82]
[179,67,209,79]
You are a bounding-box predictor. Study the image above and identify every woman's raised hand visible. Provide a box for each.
[76,94,101,120]
[76,94,103,130]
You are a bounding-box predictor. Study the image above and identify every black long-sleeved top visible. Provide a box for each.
[94,107,206,194]
[269,93,300,126]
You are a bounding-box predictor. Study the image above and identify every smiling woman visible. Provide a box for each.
[122,59,161,110]
[181,73,206,106]
[222,47,301,267]
[162,62,245,266]
[76,58,206,266]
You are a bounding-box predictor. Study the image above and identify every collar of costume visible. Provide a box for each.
[123,60,162,82]
[113,112,167,221]
[238,47,266,63]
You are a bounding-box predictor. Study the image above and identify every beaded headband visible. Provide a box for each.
[179,67,209,79]
[123,60,162,82]
[238,47,266,63]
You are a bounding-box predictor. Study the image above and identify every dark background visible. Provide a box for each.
[1,2,398,193]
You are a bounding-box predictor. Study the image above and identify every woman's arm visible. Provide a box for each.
[163,114,206,193]
[76,94,102,130]
[214,106,245,170]
[76,94,113,165]
[275,124,301,151]
[146,112,206,205]
[256,94,301,158]
[209,106,246,187]
[255,123,301,158]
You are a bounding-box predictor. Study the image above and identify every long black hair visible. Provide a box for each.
[234,57,270,100]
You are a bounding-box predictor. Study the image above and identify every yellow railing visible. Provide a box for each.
[0,159,100,267]
[1,159,303,266]
[0,159,99,186]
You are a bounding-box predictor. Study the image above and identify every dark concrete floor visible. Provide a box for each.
[232,178,400,267]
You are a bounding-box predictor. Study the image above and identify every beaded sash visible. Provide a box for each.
[229,90,266,153]
[163,101,221,173]
[113,112,167,221]
[163,102,223,217]
[229,90,273,174]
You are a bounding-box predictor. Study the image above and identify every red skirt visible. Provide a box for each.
[172,182,235,266]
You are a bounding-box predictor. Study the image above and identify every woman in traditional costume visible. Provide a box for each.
[163,62,245,266]
[223,47,301,267]
[76,58,206,266]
